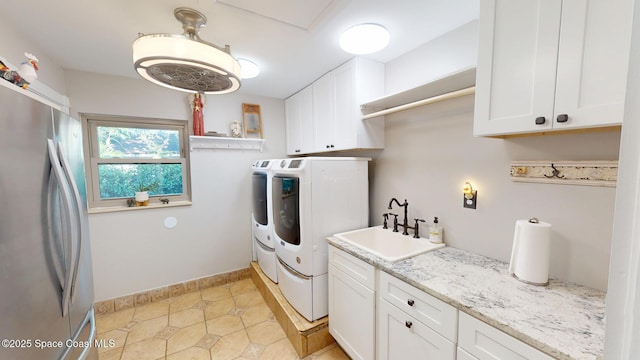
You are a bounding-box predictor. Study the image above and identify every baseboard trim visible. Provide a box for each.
[94,267,251,315]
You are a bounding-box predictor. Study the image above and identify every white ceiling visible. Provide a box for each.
[4,0,478,99]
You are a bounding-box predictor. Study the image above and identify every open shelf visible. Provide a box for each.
[189,136,265,152]
[360,67,476,119]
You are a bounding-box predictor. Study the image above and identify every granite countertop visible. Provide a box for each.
[327,237,606,360]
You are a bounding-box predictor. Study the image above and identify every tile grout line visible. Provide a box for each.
[96,275,346,360]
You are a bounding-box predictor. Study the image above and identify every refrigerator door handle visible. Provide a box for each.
[78,309,97,360]
[47,169,66,289]
[56,142,84,303]
[47,139,77,317]
[59,308,97,360]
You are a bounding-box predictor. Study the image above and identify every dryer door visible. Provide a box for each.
[272,176,300,246]
[252,172,268,226]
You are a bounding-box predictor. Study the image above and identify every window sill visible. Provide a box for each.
[189,136,265,152]
[87,200,192,214]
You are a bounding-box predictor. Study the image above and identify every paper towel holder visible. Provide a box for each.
[509,218,551,287]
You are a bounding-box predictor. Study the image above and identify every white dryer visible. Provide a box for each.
[272,157,369,321]
[251,159,278,283]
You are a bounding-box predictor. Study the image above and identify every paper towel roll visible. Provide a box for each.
[508,219,552,286]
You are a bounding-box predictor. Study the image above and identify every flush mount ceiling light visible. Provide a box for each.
[132,7,241,94]
[238,58,260,79]
[339,23,390,55]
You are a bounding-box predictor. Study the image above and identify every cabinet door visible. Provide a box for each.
[378,299,456,360]
[313,72,335,152]
[333,60,358,150]
[553,0,632,129]
[474,0,562,136]
[285,91,302,154]
[285,86,313,155]
[328,264,375,360]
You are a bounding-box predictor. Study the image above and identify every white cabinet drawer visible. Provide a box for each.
[328,245,375,289]
[458,312,554,360]
[379,271,457,342]
[377,298,456,360]
[457,346,479,360]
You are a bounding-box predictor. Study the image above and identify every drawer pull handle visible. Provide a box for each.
[407,299,415,307]
[556,114,569,123]
[405,321,413,328]
[535,116,546,125]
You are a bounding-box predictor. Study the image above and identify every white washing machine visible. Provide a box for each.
[272,157,369,321]
[251,159,278,283]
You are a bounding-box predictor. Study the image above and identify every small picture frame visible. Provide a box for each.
[242,103,263,139]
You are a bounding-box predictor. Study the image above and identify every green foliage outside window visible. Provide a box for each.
[98,164,183,199]
[95,125,184,199]
[97,126,180,159]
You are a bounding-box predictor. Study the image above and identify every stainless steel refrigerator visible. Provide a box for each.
[0,83,98,359]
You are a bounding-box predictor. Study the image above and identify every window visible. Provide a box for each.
[82,114,191,209]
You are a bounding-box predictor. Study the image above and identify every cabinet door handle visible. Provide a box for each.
[326,145,330,149]
[556,114,569,123]
[407,299,415,307]
[330,144,335,148]
[405,321,413,328]
[535,117,546,125]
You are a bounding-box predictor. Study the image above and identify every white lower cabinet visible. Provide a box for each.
[328,247,375,360]
[458,312,554,360]
[377,271,457,360]
[328,245,556,360]
[378,298,456,360]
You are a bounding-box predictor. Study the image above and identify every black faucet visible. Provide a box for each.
[388,213,399,232]
[413,218,426,238]
[388,198,410,235]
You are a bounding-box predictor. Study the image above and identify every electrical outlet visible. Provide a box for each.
[463,191,477,209]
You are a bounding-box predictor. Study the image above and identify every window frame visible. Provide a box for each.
[81,113,191,210]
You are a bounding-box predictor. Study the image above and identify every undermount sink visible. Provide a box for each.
[333,225,445,262]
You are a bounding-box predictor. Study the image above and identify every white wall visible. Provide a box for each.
[354,20,618,291]
[384,20,478,95]
[64,71,287,301]
[604,0,640,356]
[369,97,618,291]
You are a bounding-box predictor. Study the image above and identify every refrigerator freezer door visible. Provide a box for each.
[52,111,96,350]
[0,86,71,358]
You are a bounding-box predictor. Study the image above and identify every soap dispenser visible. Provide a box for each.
[429,217,443,244]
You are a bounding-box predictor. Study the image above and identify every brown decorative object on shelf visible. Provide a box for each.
[242,103,263,139]
[192,92,205,136]
[0,52,39,90]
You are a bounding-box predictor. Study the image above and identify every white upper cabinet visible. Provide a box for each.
[313,57,385,153]
[285,85,314,155]
[474,0,633,136]
[285,57,384,155]
[312,71,337,152]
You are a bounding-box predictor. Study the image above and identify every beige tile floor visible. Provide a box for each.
[96,278,349,360]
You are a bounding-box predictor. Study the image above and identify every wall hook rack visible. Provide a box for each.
[544,163,565,179]
[509,160,618,187]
